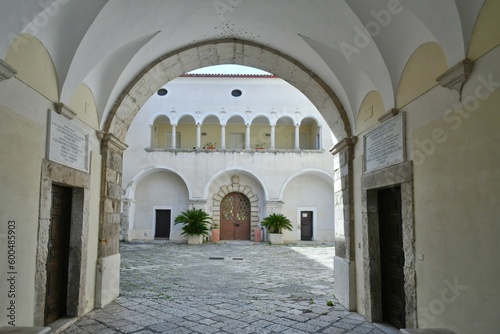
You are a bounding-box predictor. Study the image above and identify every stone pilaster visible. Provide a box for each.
[189,199,208,210]
[99,133,128,257]
[96,133,128,308]
[330,136,357,310]
[121,199,134,241]
[264,200,283,215]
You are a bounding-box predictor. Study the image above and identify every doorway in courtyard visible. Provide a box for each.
[45,184,71,325]
[155,209,171,239]
[300,211,313,241]
[378,186,405,329]
[220,192,251,240]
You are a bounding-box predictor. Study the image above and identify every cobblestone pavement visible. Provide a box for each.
[63,241,393,334]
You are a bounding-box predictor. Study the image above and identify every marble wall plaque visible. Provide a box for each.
[48,110,89,172]
[364,113,405,173]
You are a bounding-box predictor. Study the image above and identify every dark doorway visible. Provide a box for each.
[300,211,313,240]
[45,184,71,325]
[378,186,405,329]
[220,193,251,240]
[155,209,171,238]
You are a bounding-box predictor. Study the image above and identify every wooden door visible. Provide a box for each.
[378,186,405,329]
[45,185,71,325]
[155,209,171,238]
[220,193,251,240]
[300,211,313,240]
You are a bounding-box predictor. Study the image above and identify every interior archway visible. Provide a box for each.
[98,39,352,307]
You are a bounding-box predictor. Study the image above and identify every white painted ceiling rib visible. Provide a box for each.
[0,1,485,132]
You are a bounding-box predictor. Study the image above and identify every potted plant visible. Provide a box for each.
[211,223,220,243]
[174,208,211,244]
[204,142,216,149]
[260,213,293,244]
[255,142,266,150]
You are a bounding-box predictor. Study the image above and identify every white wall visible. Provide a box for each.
[352,45,500,333]
[0,76,102,325]
[123,76,336,241]
[281,175,335,242]
[132,172,189,241]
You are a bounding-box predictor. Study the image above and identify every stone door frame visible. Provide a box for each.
[211,183,260,241]
[361,161,417,328]
[34,159,90,326]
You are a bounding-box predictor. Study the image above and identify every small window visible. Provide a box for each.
[157,88,168,96]
[231,89,242,97]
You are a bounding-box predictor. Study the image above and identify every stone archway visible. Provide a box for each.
[97,39,355,309]
[104,39,351,141]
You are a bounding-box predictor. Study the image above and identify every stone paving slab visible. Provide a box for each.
[63,241,391,334]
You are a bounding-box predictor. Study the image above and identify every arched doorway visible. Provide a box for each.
[220,193,251,240]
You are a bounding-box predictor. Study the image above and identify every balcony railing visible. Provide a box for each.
[145,147,325,153]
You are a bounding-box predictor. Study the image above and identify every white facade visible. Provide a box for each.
[122,75,336,242]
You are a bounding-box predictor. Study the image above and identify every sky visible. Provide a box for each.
[188,64,271,75]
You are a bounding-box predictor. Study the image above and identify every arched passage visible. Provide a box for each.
[98,39,354,309]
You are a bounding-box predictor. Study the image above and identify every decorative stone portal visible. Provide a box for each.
[34,159,90,326]
[211,183,260,241]
[361,161,417,328]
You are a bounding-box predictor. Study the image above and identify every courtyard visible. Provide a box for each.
[62,241,394,334]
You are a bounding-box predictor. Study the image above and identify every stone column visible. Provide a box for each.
[317,126,323,149]
[330,136,357,310]
[245,124,251,149]
[96,133,128,308]
[294,125,300,149]
[220,125,226,149]
[270,125,276,149]
[196,124,201,149]
[171,125,177,149]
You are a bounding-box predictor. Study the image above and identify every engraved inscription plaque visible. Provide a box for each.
[364,113,405,173]
[48,110,89,172]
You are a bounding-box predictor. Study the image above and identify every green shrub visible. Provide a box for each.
[261,213,293,234]
[174,209,211,236]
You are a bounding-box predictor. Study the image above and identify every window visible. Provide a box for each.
[157,88,168,96]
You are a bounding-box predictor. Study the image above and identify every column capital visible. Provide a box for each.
[329,136,358,155]
[102,133,129,152]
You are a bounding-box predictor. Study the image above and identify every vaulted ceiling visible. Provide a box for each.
[0,0,488,132]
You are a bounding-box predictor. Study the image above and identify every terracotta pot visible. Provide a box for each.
[254,227,261,242]
[212,229,220,243]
